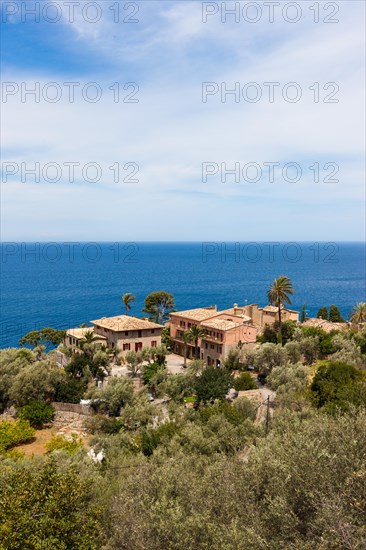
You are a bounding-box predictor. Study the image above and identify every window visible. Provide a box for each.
[123,343,130,351]
[210,344,214,350]
[138,330,142,338]
[151,340,157,347]
[188,323,191,328]
[135,342,143,352]
[151,329,155,334]
[125,331,129,336]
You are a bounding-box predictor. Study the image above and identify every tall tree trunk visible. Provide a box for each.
[183,344,187,368]
[277,302,282,345]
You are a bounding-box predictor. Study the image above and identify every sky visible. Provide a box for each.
[1,0,365,241]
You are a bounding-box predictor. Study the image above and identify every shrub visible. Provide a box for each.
[223,349,240,371]
[8,360,63,407]
[0,420,35,453]
[0,458,103,548]
[232,396,257,421]
[18,400,54,428]
[257,324,278,344]
[310,361,366,413]
[199,400,254,425]
[46,434,83,455]
[183,396,197,403]
[54,377,88,403]
[233,372,257,391]
[140,421,179,456]
[99,417,123,434]
[87,377,134,417]
[195,367,233,403]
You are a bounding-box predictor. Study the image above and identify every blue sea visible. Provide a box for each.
[1,242,365,349]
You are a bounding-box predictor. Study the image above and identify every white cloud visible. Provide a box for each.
[1,0,365,240]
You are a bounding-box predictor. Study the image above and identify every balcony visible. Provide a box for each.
[202,335,223,344]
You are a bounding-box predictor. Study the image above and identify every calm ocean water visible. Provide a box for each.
[1,242,365,349]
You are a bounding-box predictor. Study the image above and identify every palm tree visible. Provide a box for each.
[81,330,99,345]
[122,292,136,315]
[182,330,193,367]
[79,330,101,359]
[267,276,294,343]
[350,302,366,324]
[188,324,206,359]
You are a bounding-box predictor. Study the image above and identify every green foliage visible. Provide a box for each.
[46,434,83,455]
[199,399,255,425]
[142,291,175,324]
[19,327,66,349]
[183,396,197,403]
[267,276,294,344]
[329,304,345,323]
[54,376,88,403]
[103,410,366,550]
[140,421,179,456]
[0,348,35,412]
[331,334,363,367]
[162,372,197,402]
[223,348,240,371]
[284,341,302,364]
[257,324,278,344]
[253,343,287,377]
[319,333,337,355]
[267,363,310,411]
[8,360,64,408]
[351,327,366,354]
[350,302,366,324]
[125,350,143,377]
[149,345,167,367]
[301,303,307,323]
[278,320,297,344]
[161,327,173,350]
[0,420,35,453]
[118,396,160,431]
[187,324,206,359]
[317,306,329,320]
[232,396,257,421]
[310,361,366,412]
[257,320,296,345]
[122,292,136,315]
[0,457,103,549]
[87,377,134,416]
[18,401,54,428]
[195,367,233,403]
[66,342,111,381]
[233,372,257,391]
[142,363,165,386]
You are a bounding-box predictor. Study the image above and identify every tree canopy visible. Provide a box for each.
[142,291,175,324]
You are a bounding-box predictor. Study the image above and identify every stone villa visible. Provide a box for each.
[65,315,163,357]
[170,303,299,366]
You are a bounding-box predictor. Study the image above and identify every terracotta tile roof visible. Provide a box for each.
[170,307,218,322]
[201,319,241,331]
[220,309,252,322]
[91,315,163,331]
[262,305,279,313]
[302,318,348,333]
[66,327,107,339]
